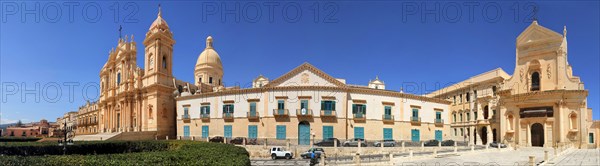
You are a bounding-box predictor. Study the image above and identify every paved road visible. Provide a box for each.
[251,146,487,165]
[550,149,600,166]
[251,159,310,166]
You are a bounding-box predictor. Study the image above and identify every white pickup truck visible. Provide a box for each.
[270,146,293,159]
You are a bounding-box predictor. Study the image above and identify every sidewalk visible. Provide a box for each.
[548,149,600,166]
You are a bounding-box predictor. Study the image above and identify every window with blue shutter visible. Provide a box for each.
[354,127,364,139]
[435,130,442,141]
[277,100,285,110]
[183,126,190,138]
[301,100,308,109]
[323,126,333,139]
[249,102,257,116]
[201,125,209,138]
[248,125,258,139]
[276,125,286,140]
[383,128,393,140]
[224,125,232,138]
[201,106,210,114]
[411,129,420,142]
[436,112,441,120]
[353,104,366,115]
[384,106,391,115]
[412,108,419,118]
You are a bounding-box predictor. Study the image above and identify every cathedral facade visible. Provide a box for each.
[95,7,190,139]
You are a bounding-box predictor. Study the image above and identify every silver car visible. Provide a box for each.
[343,138,367,147]
[373,139,396,147]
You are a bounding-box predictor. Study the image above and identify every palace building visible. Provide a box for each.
[427,21,593,148]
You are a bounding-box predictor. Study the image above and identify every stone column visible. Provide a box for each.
[486,125,492,146]
[527,123,531,147]
[469,126,475,145]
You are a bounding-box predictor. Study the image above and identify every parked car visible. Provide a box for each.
[229,137,248,145]
[300,148,325,159]
[343,138,367,147]
[315,138,341,147]
[423,139,440,146]
[373,139,396,147]
[441,140,455,146]
[490,141,507,148]
[270,146,293,159]
[209,136,224,143]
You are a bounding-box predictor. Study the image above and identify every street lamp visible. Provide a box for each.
[56,118,75,155]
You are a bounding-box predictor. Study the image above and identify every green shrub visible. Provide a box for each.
[0,141,250,166]
[0,137,41,142]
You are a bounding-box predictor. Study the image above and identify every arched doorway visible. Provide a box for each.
[298,121,310,145]
[531,123,544,147]
[481,127,488,145]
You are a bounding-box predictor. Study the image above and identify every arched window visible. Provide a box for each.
[117,72,121,85]
[483,105,489,119]
[531,72,540,91]
[162,56,167,69]
[453,113,457,123]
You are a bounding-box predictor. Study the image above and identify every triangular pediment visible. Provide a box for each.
[265,63,346,88]
[517,21,563,45]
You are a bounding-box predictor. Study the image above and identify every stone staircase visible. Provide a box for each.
[73,132,122,141]
[73,131,158,141]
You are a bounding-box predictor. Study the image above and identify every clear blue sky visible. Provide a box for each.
[1,1,598,124]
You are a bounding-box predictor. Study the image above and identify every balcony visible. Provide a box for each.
[200,114,210,121]
[223,113,234,121]
[434,119,444,126]
[296,109,313,117]
[273,109,289,117]
[353,113,366,121]
[320,110,336,117]
[382,114,394,123]
[410,117,421,125]
[182,114,191,121]
[247,111,259,120]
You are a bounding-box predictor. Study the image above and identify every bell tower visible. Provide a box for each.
[144,5,175,80]
[141,5,177,138]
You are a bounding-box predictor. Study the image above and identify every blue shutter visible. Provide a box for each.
[383,128,393,140]
[321,101,325,110]
[411,129,420,142]
[183,126,190,138]
[354,127,364,139]
[363,105,367,114]
[277,125,286,140]
[224,125,232,138]
[352,104,357,114]
[202,126,209,138]
[332,101,336,111]
[435,130,443,141]
[248,125,257,139]
[323,126,334,139]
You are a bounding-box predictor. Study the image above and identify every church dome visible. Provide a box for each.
[195,36,223,71]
